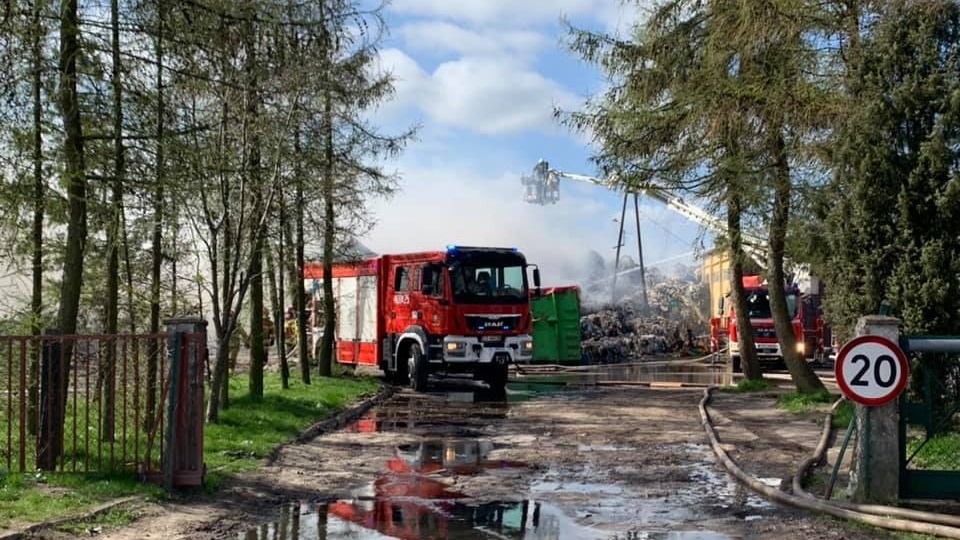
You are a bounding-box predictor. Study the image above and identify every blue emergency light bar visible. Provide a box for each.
[446,245,519,253]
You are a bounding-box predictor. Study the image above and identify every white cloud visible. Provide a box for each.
[389,0,628,29]
[398,22,547,59]
[375,49,579,135]
[373,48,430,120]
[428,57,578,134]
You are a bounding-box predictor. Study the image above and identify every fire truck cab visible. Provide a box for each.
[304,246,539,391]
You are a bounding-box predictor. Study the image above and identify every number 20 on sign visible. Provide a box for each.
[834,335,909,407]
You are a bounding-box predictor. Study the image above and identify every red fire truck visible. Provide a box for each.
[710,274,828,372]
[303,245,540,391]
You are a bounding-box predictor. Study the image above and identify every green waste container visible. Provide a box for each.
[531,286,582,364]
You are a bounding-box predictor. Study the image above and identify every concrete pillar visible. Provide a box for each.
[849,315,901,504]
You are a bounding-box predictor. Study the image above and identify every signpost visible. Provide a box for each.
[835,335,909,407]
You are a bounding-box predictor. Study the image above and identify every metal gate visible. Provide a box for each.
[0,319,206,489]
[898,336,960,499]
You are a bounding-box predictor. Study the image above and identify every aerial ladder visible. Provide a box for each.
[522,160,828,363]
[521,160,769,305]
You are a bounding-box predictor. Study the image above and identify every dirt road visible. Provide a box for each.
[32,375,899,540]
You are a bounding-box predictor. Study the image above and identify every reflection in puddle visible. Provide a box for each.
[241,499,612,540]
[392,438,526,474]
[345,391,512,435]
[240,435,607,539]
[238,435,578,539]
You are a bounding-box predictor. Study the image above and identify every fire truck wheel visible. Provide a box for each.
[407,343,428,392]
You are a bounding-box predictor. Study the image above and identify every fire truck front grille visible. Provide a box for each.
[753,327,777,339]
[465,315,521,332]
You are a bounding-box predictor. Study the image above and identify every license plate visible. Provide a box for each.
[481,335,501,342]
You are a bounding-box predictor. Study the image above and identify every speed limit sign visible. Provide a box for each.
[835,335,909,407]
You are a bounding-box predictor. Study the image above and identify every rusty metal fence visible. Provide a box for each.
[0,326,206,483]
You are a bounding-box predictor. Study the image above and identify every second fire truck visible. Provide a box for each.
[711,274,828,371]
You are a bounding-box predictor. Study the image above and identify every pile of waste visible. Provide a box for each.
[579,273,712,363]
[580,306,684,363]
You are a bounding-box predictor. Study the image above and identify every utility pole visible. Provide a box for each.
[611,191,628,305]
[611,192,650,310]
[634,194,648,311]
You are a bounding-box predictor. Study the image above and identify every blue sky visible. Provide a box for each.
[362,0,708,286]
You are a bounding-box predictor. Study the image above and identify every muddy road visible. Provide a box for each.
[226,365,892,540]
[61,363,898,540]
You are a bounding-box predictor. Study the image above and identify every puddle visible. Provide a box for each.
[631,533,734,539]
[392,438,526,474]
[578,444,633,452]
[345,392,510,435]
[523,444,771,534]
[241,366,754,539]
[517,361,735,388]
[241,438,743,540]
[345,381,578,435]
[239,433,608,539]
[681,445,774,512]
[240,499,616,539]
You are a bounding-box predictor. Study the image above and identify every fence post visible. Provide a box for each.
[162,317,207,491]
[849,315,901,504]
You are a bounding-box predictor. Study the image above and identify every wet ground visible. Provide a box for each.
[43,359,894,540]
[227,360,873,540]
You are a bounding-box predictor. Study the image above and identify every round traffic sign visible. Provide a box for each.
[834,335,909,406]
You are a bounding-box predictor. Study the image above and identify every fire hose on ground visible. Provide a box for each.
[700,387,960,538]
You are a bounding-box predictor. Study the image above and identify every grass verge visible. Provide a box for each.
[777,390,852,428]
[719,377,773,393]
[0,371,380,531]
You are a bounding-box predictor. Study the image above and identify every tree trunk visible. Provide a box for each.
[727,190,762,380]
[245,1,265,399]
[206,97,232,423]
[266,239,289,389]
[53,0,87,467]
[767,133,826,394]
[103,0,125,442]
[293,125,310,384]
[318,89,335,378]
[121,210,137,333]
[249,240,265,397]
[28,0,44,436]
[146,0,165,432]
[56,0,86,334]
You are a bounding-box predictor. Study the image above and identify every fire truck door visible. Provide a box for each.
[388,265,415,335]
[416,263,447,335]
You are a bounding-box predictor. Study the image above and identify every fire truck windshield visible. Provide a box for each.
[450,264,528,304]
[745,291,798,319]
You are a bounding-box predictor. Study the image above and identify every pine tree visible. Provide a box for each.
[823,0,960,338]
